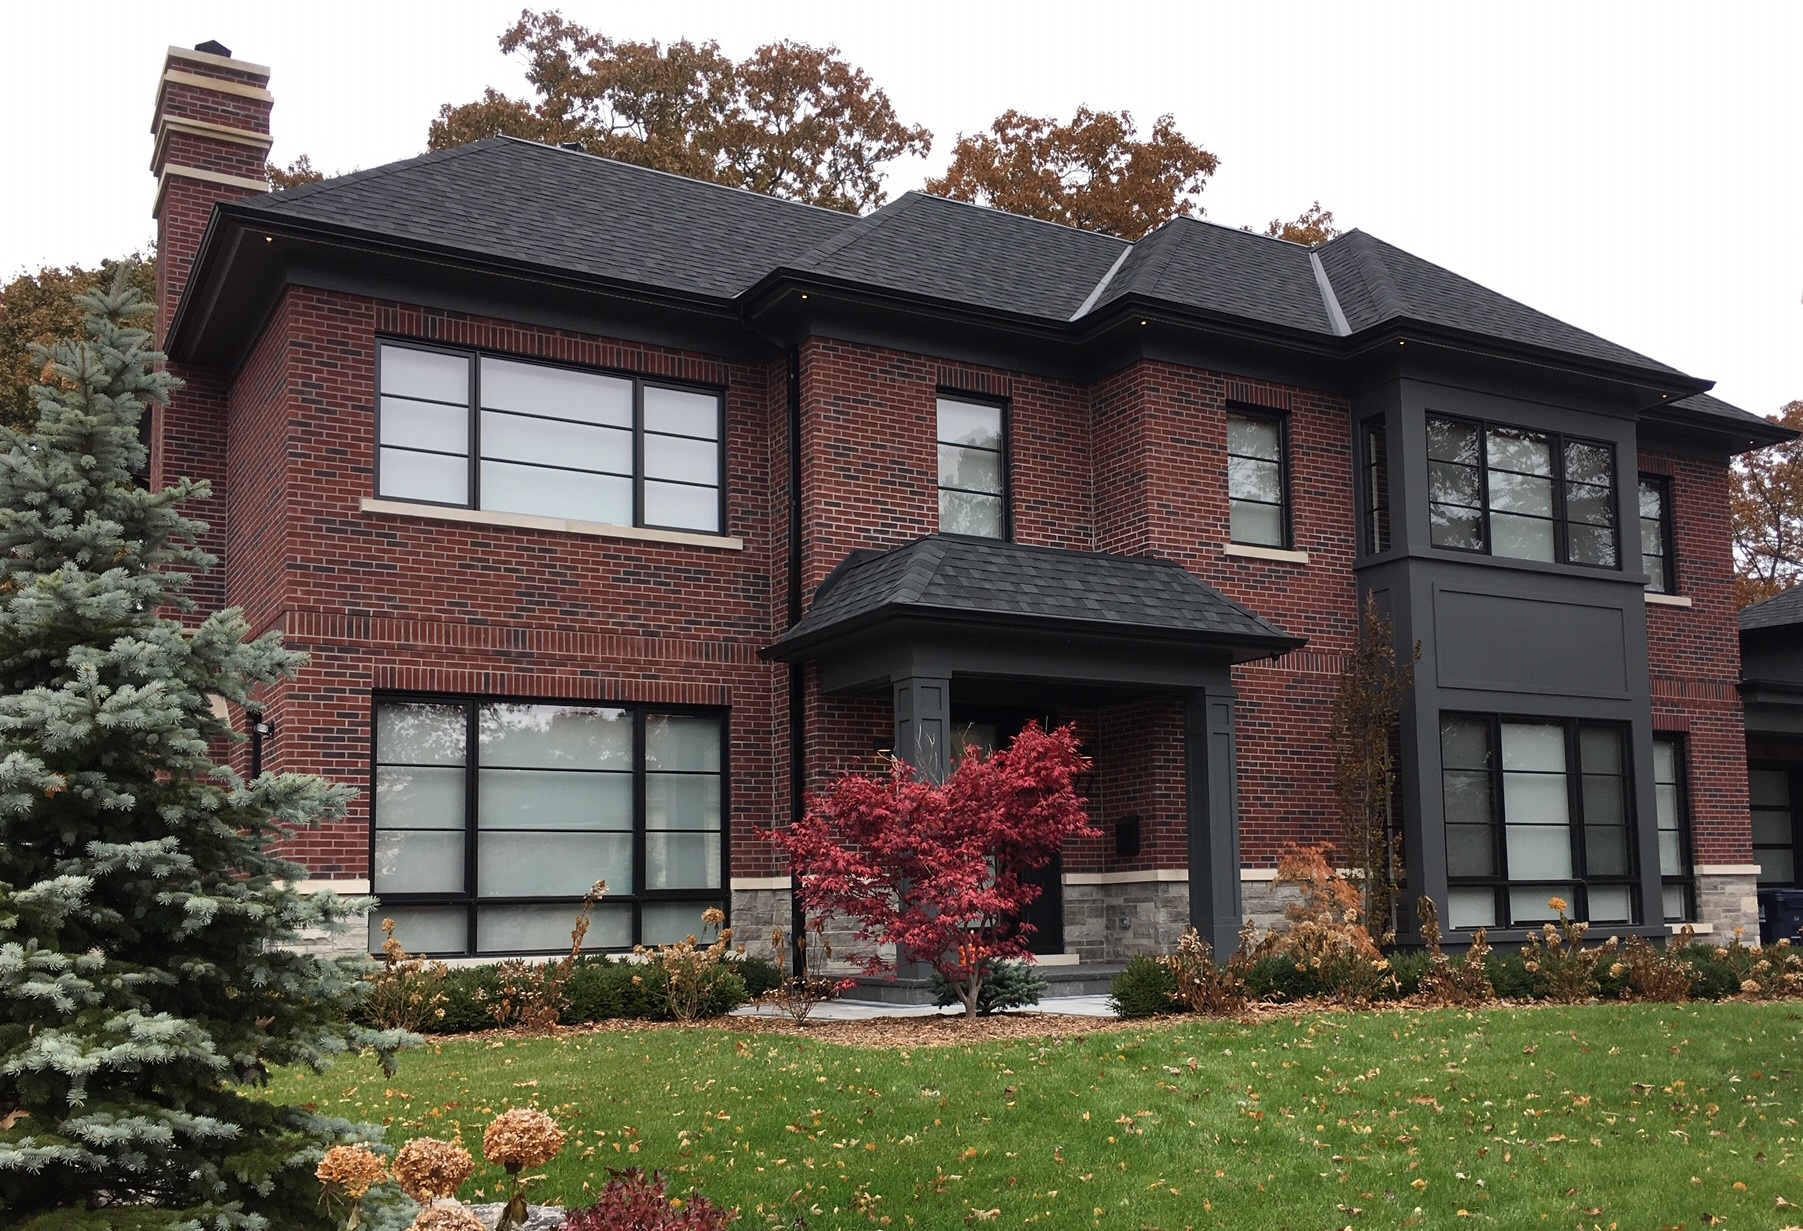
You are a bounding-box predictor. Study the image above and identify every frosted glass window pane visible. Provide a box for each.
[381,447,468,504]
[1486,428,1552,476]
[480,704,631,769]
[1506,825,1573,878]
[644,480,719,532]
[1509,886,1572,923]
[373,829,465,893]
[938,399,1001,449]
[1227,415,1280,461]
[1445,824,1496,876]
[1585,825,1630,875]
[378,703,467,765]
[1488,471,1554,516]
[646,831,723,889]
[1753,810,1792,844]
[1585,885,1633,924]
[646,774,722,831]
[1442,770,1493,826]
[939,443,1002,493]
[479,903,631,954]
[1751,770,1791,806]
[1579,727,1622,774]
[645,715,722,773]
[480,357,632,427]
[1502,724,1566,772]
[382,397,468,452]
[643,386,720,439]
[1228,456,1282,503]
[1581,776,1625,827]
[478,830,633,897]
[1662,884,1686,921]
[641,901,725,946]
[1491,513,1556,561]
[1230,501,1284,546]
[480,460,631,524]
[371,906,467,956]
[941,488,1003,537]
[479,769,633,830]
[1658,830,1684,876]
[1504,773,1569,825]
[1447,888,1496,929]
[381,346,469,403]
[1652,740,1677,782]
[1758,851,1795,883]
[645,433,720,485]
[1440,718,1491,771]
[375,766,467,830]
[482,411,631,473]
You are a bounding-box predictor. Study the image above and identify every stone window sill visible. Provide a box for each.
[359,498,744,551]
[1223,543,1310,565]
[1644,592,1693,608]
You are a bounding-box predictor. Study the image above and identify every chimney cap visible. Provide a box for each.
[194,39,233,57]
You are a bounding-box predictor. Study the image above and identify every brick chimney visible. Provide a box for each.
[148,41,273,341]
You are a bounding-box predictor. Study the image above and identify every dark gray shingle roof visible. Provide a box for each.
[1666,391,1778,432]
[1741,586,1803,632]
[769,535,1301,656]
[1091,219,1332,334]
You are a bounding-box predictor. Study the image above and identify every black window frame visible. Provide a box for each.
[367,692,732,958]
[934,391,1012,542]
[1358,415,1390,556]
[1750,760,1803,888]
[1440,712,1641,929]
[1225,404,1292,550]
[1652,732,1695,921]
[373,339,728,536]
[1425,412,1621,571]
[1638,473,1677,594]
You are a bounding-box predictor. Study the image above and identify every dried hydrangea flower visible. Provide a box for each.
[316,1143,388,1198]
[483,1107,566,1172]
[408,1200,489,1231]
[393,1136,475,1202]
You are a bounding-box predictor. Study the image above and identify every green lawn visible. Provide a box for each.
[275,1004,1803,1229]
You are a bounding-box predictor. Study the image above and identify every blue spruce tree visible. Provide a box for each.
[0,279,406,1228]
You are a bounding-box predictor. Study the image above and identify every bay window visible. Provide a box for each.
[370,697,726,956]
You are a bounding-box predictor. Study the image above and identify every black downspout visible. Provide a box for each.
[786,347,808,976]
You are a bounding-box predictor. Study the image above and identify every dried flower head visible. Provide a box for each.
[316,1144,387,1198]
[393,1136,475,1202]
[1546,896,1568,914]
[701,907,726,928]
[483,1107,566,1172]
[407,1200,488,1231]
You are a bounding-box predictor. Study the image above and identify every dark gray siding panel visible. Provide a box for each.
[1433,589,1629,698]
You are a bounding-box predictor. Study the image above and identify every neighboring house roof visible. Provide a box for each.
[1741,586,1803,633]
[765,535,1303,658]
[1665,391,1781,434]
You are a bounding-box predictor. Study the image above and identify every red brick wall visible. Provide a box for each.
[1641,448,1751,864]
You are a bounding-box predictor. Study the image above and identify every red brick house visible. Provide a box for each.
[147,43,1788,969]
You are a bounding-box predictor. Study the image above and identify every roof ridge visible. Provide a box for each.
[792,193,915,269]
[1069,245,1133,320]
[893,537,952,604]
[1309,250,1352,337]
[260,140,498,207]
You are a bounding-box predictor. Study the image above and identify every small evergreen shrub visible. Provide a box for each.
[931,959,1047,1014]
[1109,955,1182,1018]
[1387,950,1432,997]
[1243,954,1323,1002]
[736,955,784,997]
[1486,951,1536,999]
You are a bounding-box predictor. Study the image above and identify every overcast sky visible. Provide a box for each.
[2,0,1796,416]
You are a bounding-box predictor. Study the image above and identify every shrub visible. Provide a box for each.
[1163,925,1254,1016]
[1711,933,1803,998]
[1487,951,1536,999]
[1681,947,1741,1000]
[1387,949,1433,998]
[1414,897,1493,1007]
[635,909,746,1023]
[931,958,1047,1014]
[561,1168,736,1230]
[1258,845,1396,1004]
[1242,953,1322,1002]
[756,923,856,1024]
[1519,898,1616,1003]
[365,916,452,1031]
[1109,955,1182,1018]
[1607,932,1697,1002]
[736,955,785,998]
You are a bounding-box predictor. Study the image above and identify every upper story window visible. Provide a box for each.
[937,396,1006,538]
[1638,475,1675,593]
[1359,417,1390,555]
[1226,410,1288,547]
[376,342,724,534]
[1426,415,1618,567]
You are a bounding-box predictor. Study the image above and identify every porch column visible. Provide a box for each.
[1184,688,1242,955]
[893,675,951,783]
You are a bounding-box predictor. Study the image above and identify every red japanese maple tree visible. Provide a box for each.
[765,721,1094,1016]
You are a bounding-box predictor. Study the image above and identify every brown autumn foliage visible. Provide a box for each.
[430,10,930,213]
[1261,844,1396,1004]
[266,154,326,189]
[1731,399,1803,606]
[1265,200,1341,245]
[0,255,157,431]
[925,107,1218,240]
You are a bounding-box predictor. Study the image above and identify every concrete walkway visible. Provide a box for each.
[731,993,1116,1021]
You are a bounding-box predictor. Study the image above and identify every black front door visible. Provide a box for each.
[950,709,1066,956]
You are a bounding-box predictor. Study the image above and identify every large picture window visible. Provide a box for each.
[1426,415,1618,568]
[1440,714,1639,930]
[376,342,724,534]
[370,697,726,956]
[937,396,1007,538]
[1226,410,1288,547]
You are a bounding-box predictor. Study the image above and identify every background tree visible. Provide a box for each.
[1264,200,1341,245]
[267,153,326,189]
[924,107,1218,239]
[1732,399,1803,606]
[0,254,155,430]
[0,278,404,1228]
[764,723,1092,1017]
[1330,593,1418,941]
[430,10,930,213]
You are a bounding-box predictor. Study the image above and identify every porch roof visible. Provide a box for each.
[763,535,1304,664]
